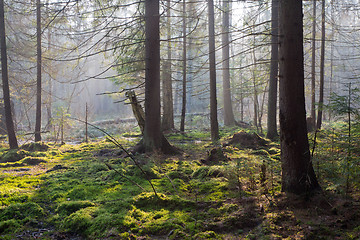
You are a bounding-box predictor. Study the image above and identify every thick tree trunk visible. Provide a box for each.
[208,0,220,143]
[144,0,161,151]
[144,0,175,154]
[180,0,187,132]
[222,0,236,127]
[161,0,174,131]
[279,0,320,194]
[266,0,279,140]
[0,0,18,149]
[35,0,42,142]
[316,0,325,130]
[310,0,317,128]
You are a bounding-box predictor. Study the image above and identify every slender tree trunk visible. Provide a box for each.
[0,0,18,149]
[35,0,42,142]
[252,47,259,133]
[180,0,187,132]
[208,0,220,143]
[266,0,279,140]
[279,0,320,194]
[222,0,235,126]
[161,0,174,131]
[46,0,52,130]
[316,0,326,130]
[328,0,334,122]
[310,0,317,128]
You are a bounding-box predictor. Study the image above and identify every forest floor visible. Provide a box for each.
[0,126,359,239]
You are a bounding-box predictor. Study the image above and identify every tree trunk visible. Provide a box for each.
[266,0,279,140]
[279,0,320,194]
[316,0,325,130]
[310,0,317,128]
[161,0,174,131]
[46,0,52,131]
[222,0,236,126]
[180,0,187,132]
[144,0,175,153]
[0,0,18,149]
[208,0,220,143]
[35,0,42,142]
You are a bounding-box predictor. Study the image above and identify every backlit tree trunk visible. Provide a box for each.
[266,0,279,140]
[161,0,174,131]
[35,0,42,142]
[180,0,187,132]
[316,0,325,130]
[279,0,320,194]
[310,0,317,128]
[222,0,235,126]
[208,0,220,143]
[0,0,18,149]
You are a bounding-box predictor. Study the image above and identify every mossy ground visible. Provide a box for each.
[0,126,359,239]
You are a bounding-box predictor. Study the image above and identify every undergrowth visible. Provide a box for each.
[0,126,359,239]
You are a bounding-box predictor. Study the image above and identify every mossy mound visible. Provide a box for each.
[22,157,47,166]
[0,202,44,222]
[202,147,231,165]
[21,142,50,152]
[0,150,28,163]
[225,131,269,149]
[56,201,96,216]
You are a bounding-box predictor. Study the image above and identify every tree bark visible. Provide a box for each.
[316,0,325,130]
[279,0,320,194]
[35,0,42,142]
[0,0,18,149]
[144,0,175,154]
[180,0,187,132]
[208,0,220,143]
[222,0,236,127]
[161,0,174,131]
[266,0,279,140]
[310,0,317,128]
[126,90,145,133]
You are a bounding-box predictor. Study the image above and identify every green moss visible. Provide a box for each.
[0,149,28,163]
[252,149,270,156]
[56,201,96,216]
[21,142,50,152]
[192,166,210,179]
[22,156,47,166]
[61,207,98,235]
[193,231,220,239]
[0,219,21,234]
[0,202,44,221]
